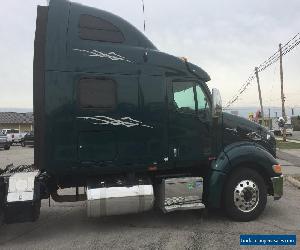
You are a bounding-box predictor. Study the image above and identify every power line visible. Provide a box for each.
[226,33,300,107]
[226,33,300,108]
[257,33,299,71]
[257,33,300,72]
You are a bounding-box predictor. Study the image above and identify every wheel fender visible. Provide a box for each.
[206,142,278,208]
[221,142,278,176]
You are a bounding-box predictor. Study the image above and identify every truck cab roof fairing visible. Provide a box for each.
[48,0,157,50]
[46,0,210,82]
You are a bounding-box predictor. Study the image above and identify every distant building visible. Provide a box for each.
[0,112,33,132]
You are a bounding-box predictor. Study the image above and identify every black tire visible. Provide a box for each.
[21,141,25,147]
[4,145,10,150]
[223,167,267,222]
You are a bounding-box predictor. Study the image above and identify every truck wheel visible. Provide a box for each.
[223,168,267,222]
[4,145,10,150]
[21,141,25,147]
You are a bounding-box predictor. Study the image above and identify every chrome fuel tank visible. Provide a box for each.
[86,181,154,217]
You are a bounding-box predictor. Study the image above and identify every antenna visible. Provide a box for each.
[141,0,146,32]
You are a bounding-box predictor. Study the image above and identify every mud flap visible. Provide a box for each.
[2,171,41,224]
[4,200,41,224]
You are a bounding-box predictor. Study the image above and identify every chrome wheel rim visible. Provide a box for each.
[234,180,259,213]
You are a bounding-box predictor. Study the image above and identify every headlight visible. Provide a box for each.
[272,164,282,174]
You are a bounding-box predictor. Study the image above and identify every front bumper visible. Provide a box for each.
[271,175,283,200]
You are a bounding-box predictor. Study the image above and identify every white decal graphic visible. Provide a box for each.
[77,116,153,128]
[73,49,132,63]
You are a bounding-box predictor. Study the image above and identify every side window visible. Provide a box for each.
[78,78,117,111]
[172,81,196,114]
[195,85,209,110]
[195,84,211,120]
[79,15,125,43]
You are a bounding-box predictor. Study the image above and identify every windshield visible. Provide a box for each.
[284,124,293,129]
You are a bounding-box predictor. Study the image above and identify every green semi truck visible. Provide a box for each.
[0,0,283,224]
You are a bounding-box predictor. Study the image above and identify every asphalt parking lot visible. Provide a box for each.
[0,146,299,250]
[0,146,33,167]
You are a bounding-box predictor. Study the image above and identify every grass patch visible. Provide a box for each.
[276,140,300,149]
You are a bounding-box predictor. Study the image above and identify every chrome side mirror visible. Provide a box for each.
[212,88,222,117]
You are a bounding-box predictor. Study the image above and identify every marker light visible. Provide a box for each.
[180,57,188,62]
[272,164,282,174]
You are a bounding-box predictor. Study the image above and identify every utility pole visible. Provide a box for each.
[255,67,264,126]
[279,43,287,142]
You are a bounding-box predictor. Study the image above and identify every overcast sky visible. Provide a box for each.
[0,0,299,109]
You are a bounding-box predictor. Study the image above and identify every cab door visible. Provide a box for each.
[168,80,212,169]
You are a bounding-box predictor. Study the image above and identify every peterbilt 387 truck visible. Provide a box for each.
[0,0,283,224]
